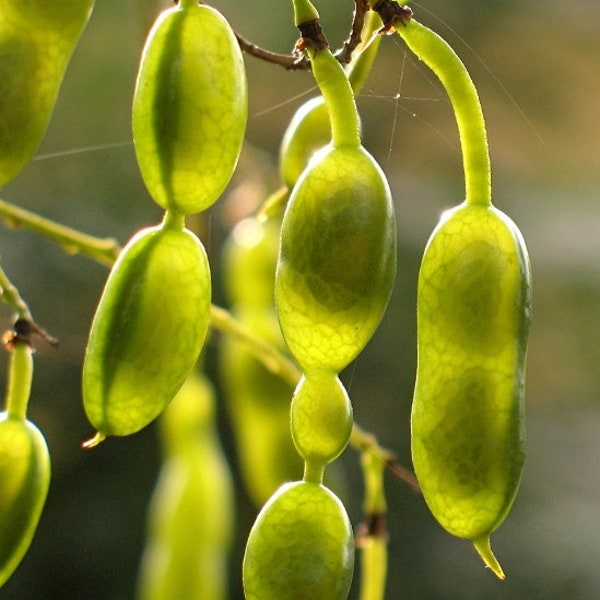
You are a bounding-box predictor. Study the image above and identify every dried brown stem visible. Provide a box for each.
[235,30,310,70]
[336,0,369,64]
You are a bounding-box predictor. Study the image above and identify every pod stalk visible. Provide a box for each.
[4,342,34,421]
[307,47,362,149]
[395,19,492,208]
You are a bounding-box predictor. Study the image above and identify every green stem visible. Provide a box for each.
[358,450,388,600]
[303,460,325,484]
[308,46,361,149]
[362,448,388,515]
[179,0,197,10]
[4,342,34,420]
[0,263,32,320]
[209,305,301,386]
[359,536,388,600]
[351,423,420,492]
[0,198,120,267]
[162,209,186,231]
[347,10,383,94]
[395,19,491,207]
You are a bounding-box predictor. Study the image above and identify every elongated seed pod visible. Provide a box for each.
[275,144,397,374]
[411,203,531,577]
[220,217,303,506]
[138,372,234,600]
[132,0,247,215]
[82,219,211,441]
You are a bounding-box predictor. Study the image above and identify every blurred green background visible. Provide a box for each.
[1,0,599,598]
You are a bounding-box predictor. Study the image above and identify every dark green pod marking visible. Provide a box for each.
[82,222,211,440]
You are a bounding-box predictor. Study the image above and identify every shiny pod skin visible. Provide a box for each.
[275,144,397,373]
[243,481,354,600]
[0,0,95,186]
[411,203,531,550]
[0,413,50,588]
[132,0,247,215]
[290,373,353,468]
[138,372,234,600]
[82,221,211,440]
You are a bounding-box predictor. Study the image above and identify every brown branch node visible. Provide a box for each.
[373,0,413,33]
[356,513,389,545]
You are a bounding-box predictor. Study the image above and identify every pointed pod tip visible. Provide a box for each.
[472,535,505,580]
[81,431,106,449]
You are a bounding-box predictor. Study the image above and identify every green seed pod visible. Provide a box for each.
[220,310,303,506]
[220,216,303,506]
[0,414,50,588]
[82,218,211,441]
[243,481,354,600]
[138,371,234,600]
[132,0,247,215]
[275,144,397,373]
[0,0,95,187]
[279,96,331,189]
[290,373,353,469]
[222,217,281,309]
[411,203,531,577]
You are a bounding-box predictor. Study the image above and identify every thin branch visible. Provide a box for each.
[235,30,310,70]
[336,0,369,64]
[0,263,32,321]
[209,304,301,386]
[351,423,420,493]
[235,0,372,70]
[0,198,120,267]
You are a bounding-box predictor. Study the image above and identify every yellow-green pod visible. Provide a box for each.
[132,0,247,215]
[279,96,331,189]
[0,0,95,186]
[82,216,211,442]
[0,414,50,588]
[275,145,397,374]
[220,217,302,506]
[411,203,531,577]
[220,309,302,506]
[243,481,354,600]
[138,371,234,600]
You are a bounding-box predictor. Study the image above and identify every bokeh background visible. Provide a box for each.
[1,0,599,598]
